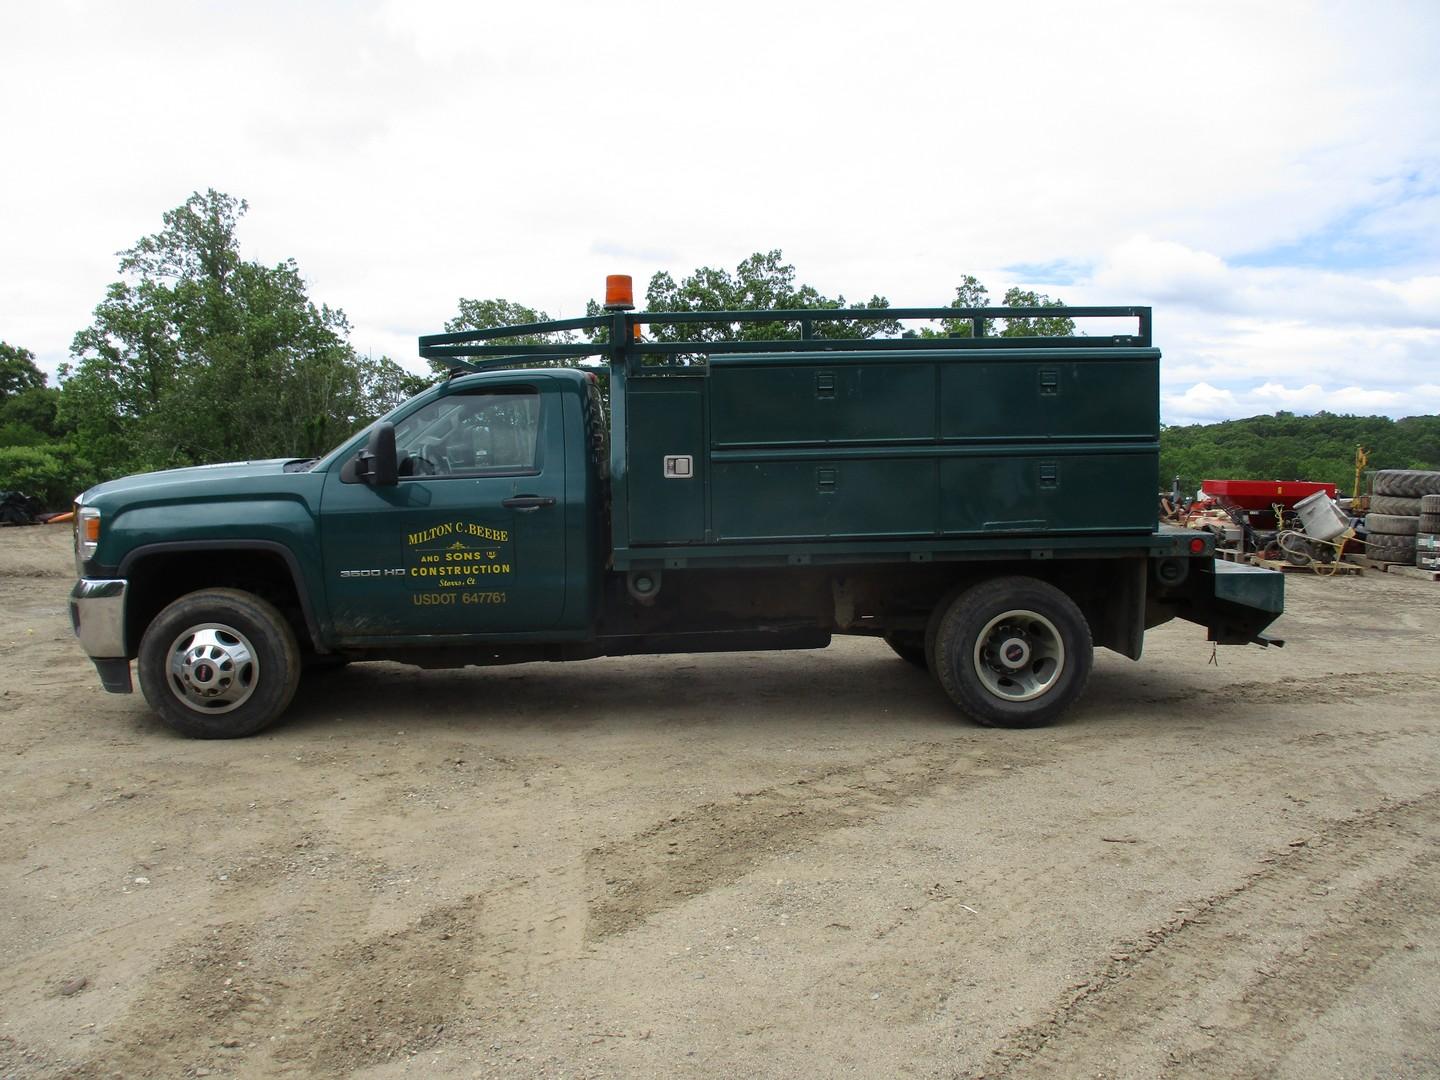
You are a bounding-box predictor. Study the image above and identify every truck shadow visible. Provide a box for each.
[278,650,955,737]
[273,645,1219,739]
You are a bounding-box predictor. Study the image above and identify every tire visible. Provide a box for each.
[1277,532,1314,566]
[923,584,967,677]
[1366,535,1416,565]
[1419,514,1440,535]
[932,576,1092,729]
[1365,513,1419,536]
[1368,495,1422,516]
[1422,495,1440,515]
[883,631,928,669]
[1373,470,1440,498]
[138,588,301,739]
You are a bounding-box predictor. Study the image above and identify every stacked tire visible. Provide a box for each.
[1367,471,1440,566]
[1419,494,1440,571]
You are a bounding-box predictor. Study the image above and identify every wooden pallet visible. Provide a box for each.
[1250,556,1363,575]
[1216,547,1248,563]
[1384,563,1440,582]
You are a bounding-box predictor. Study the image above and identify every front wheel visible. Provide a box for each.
[932,577,1092,728]
[138,588,302,739]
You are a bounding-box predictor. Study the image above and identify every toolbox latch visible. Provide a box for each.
[1039,462,1060,489]
[1039,368,1060,396]
[815,372,836,399]
[816,466,838,492]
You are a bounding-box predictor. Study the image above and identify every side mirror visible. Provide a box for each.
[355,422,398,486]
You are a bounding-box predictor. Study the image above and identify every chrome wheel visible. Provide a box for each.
[165,623,258,714]
[972,609,1065,703]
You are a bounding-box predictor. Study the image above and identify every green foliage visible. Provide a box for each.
[0,442,93,508]
[3,384,60,432]
[996,286,1076,337]
[932,276,993,337]
[585,251,900,347]
[356,354,430,415]
[0,343,68,451]
[0,342,47,401]
[918,278,1076,340]
[445,298,569,341]
[431,298,579,375]
[1160,412,1440,497]
[439,297,607,400]
[59,189,415,481]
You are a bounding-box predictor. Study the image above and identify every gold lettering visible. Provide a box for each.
[406,522,454,546]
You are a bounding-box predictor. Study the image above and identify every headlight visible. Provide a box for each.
[76,505,101,565]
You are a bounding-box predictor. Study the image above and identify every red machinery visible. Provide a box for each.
[1201,480,1337,527]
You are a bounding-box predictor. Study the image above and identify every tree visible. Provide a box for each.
[0,342,87,505]
[1159,412,1440,497]
[0,443,92,507]
[60,190,413,478]
[0,386,63,445]
[0,342,47,401]
[933,276,994,338]
[918,278,1076,339]
[0,341,66,446]
[585,251,900,348]
[997,286,1075,337]
[434,296,610,404]
[430,298,578,376]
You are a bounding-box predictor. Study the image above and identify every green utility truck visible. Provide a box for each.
[69,280,1284,738]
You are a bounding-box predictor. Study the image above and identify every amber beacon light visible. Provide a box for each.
[604,274,634,311]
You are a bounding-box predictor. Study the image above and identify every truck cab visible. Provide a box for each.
[320,369,602,641]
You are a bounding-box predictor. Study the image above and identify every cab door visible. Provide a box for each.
[319,380,567,641]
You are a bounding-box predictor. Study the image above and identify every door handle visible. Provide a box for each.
[502,495,556,512]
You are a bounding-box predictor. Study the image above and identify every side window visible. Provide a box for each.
[392,388,541,478]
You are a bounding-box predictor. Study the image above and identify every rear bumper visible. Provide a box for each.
[69,579,134,692]
[1194,560,1286,646]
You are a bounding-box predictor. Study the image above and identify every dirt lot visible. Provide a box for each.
[2,525,1439,1079]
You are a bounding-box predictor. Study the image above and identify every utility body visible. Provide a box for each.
[69,282,1283,737]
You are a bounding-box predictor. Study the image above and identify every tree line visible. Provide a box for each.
[3,188,1431,508]
[1161,412,1440,499]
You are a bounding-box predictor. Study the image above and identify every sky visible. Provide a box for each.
[2,0,1437,426]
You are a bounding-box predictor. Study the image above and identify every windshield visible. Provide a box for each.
[311,390,432,473]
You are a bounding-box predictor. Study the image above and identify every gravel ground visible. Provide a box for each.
[2,524,1439,1079]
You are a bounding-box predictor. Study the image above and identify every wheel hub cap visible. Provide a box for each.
[995,630,1032,670]
[167,624,258,714]
[973,610,1066,703]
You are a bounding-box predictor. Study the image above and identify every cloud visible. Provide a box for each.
[1090,237,1233,308]
[2,0,1438,417]
[590,239,681,265]
[1056,234,1440,424]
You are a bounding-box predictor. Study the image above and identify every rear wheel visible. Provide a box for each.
[932,577,1092,728]
[138,588,301,739]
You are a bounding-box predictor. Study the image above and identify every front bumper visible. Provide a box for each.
[69,578,133,693]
